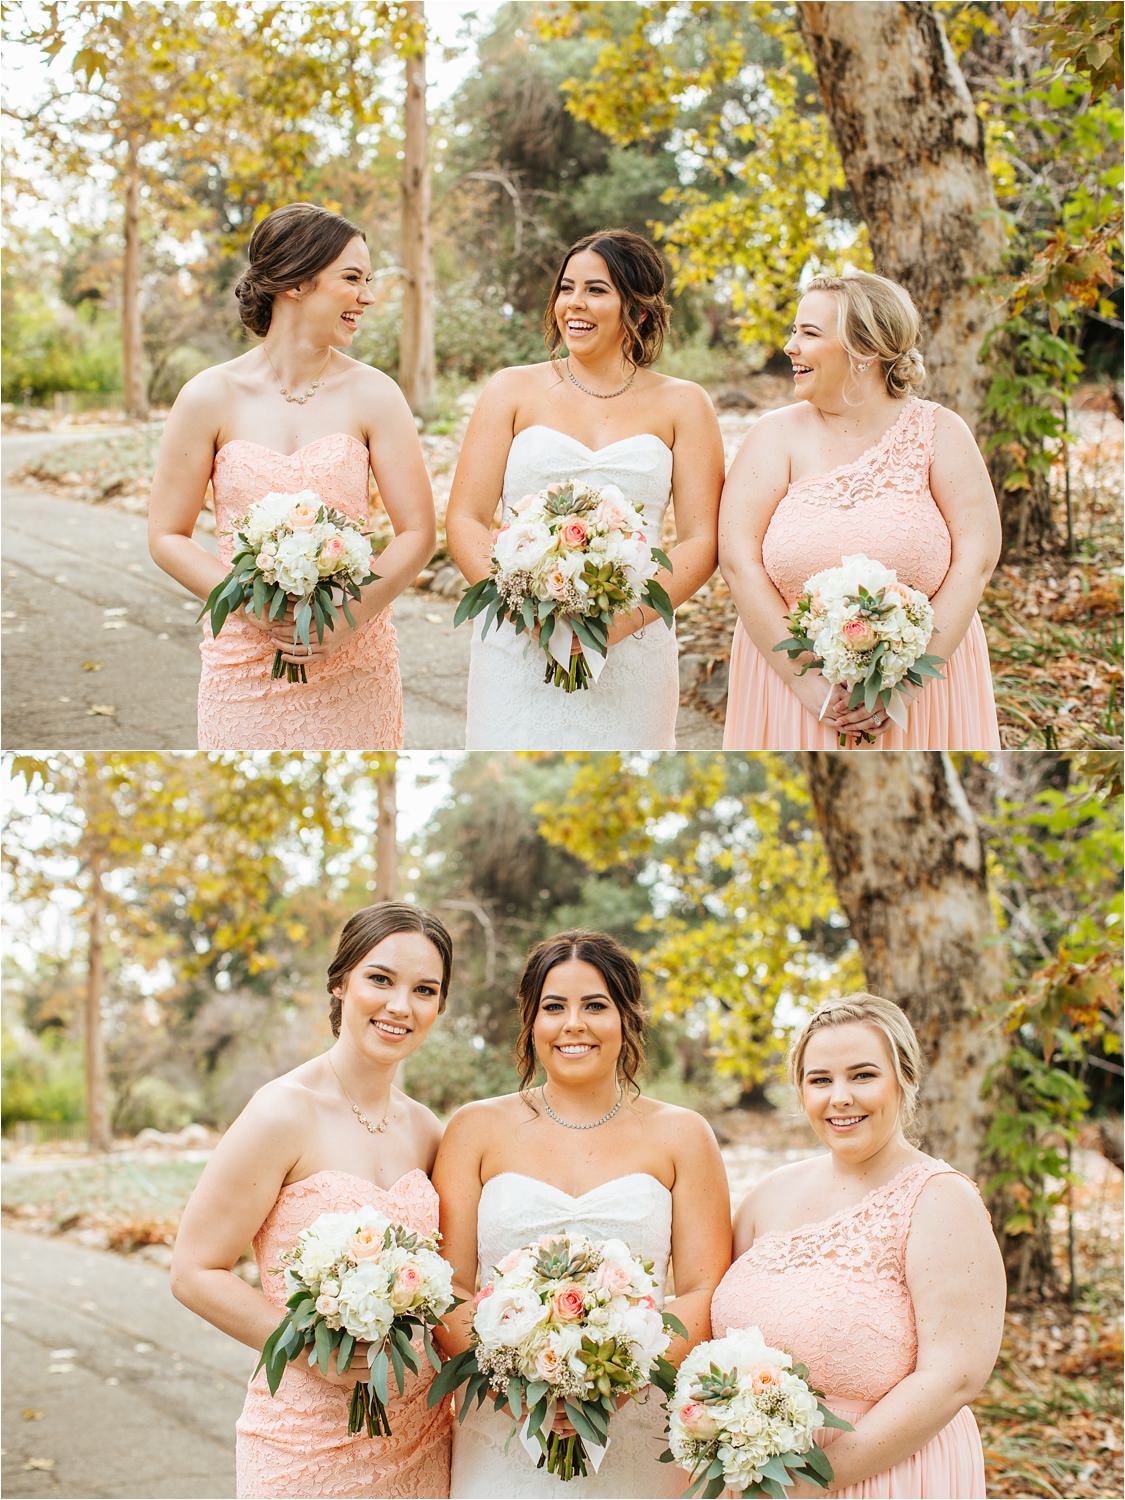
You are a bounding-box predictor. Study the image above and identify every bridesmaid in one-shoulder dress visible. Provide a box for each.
[149,203,436,750]
[719,270,1002,750]
[711,994,1005,1498]
[171,903,456,1498]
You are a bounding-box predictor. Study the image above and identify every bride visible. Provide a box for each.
[447,229,724,750]
[432,930,731,1498]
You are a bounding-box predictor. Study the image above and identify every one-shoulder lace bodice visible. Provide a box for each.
[466,425,680,751]
[762,400,950,606]
[197,434,403,752]
[235,1168,451,1498]
[711,1160,969,1402]
[450,1171,679,1498]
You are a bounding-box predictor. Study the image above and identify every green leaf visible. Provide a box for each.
[387,1332,406,1396]
[367,1348,389,1406]
[336,1332,355,1374]
[313,1318,332,1376]
[644,578,674,626]
[661,1311,689,1340]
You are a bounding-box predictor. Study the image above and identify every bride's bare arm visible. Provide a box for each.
[431,1101,488,1358]
[606,382,724,647]
[446,372,521,586]
[664,1109,732,1366]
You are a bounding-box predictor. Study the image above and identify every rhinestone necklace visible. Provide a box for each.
[329,1056,390,1135]
[565,359,635,400]
[541,1083,623,1130]
[265,346,332,405]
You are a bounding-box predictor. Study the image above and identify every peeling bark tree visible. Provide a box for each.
[798,2,1007,429]
[375,763,399,900]
[121,133,147,421]
[398,2,436,418]
[805,752,1008,1177]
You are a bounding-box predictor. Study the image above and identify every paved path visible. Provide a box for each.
[1,431,720,750]
[1,1226,247,1498]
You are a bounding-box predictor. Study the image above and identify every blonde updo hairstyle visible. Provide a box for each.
[804,270,927,399]
[789,992,923,1138]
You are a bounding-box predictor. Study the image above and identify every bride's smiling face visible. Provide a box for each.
[799,1022,905,1161]
[533,958,623,1081]
[554,250,625,360]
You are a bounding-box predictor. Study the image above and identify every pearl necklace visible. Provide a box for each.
[565,359,635,400]
[329,1057,390,1135]
[541,1083,623,1130]
[265,347,332,405]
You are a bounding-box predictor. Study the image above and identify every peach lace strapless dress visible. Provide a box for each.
[722,400,1000,750]
[198,435,403,750]
[235,1168,452,1499]
[711,1160,987,1499]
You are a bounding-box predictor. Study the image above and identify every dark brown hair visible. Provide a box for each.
[514,930,647,1096]
[327,902,453,1037]
[234,202,366,338]
[543,229,670,370]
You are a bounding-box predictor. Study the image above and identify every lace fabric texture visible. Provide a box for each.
[723,399,1000,751]
[465,427,679,750]
[449,1172,682,1499]
[235,1168,452,1499]
[197,435,404,751]
[710,1160,987,1498]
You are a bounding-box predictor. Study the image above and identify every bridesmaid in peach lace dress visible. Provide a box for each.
[171,903,455,1498]
[149,203,435,750]
[711,994,1005,1498]
[720,271,1002,750]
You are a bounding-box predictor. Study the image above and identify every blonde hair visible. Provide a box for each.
[804,270,926,399]
[789,992,923,1134]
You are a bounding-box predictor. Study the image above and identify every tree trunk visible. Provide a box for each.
[398,4,435,419]
[375,764,398,900]
[797,3,1006,430]
[121,132,148,420]
[84,852,112,1153]
[803,752,1008,1177]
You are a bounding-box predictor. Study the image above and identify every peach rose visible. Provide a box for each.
[551,1283,586,1322]
[535,1344,566,1382]
[473,1284,495,1308]
[350,1227,385,1261]
[289,503,319,529]
[678,1400,721,1438]
[318,535,346,563]
[842,617,877,650]
[595,1262,633,1296]
[560,519,588,548]
[749,1362,783,1394]
[544,568,570,600]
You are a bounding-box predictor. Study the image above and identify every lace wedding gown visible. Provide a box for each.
[710,1160,987,1498]
[449,1171,680,1498]
[197,434,403,751]
[465,426,679,750]
[235,1168,451,1498]
[722,399,1001,750]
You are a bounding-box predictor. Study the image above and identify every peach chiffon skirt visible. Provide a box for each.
[722,614,1001,751]
[819,1397,985,1499]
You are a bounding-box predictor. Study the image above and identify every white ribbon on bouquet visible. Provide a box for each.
[543,614,608,683]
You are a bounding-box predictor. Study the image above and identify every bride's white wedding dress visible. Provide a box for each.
[464,425,679,750]
[449,1171,680,1499]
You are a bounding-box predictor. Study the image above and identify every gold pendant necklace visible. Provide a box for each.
[329,1056,390,1135]
[265,347,332,405]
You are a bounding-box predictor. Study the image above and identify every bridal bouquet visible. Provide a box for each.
[773,553,944,743]
[454,480,673,692]
[427,1232,686,1481]
[657,1326,851,1498]
[200,489,378,682]
[257,1205,457,1438]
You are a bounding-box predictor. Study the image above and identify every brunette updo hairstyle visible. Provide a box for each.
[327,902,453,1037]
[788,992,924,1137]
[804,270,927,399]
[543,229,670,370]
[514,930,647,1098]
[234,202,366,338]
